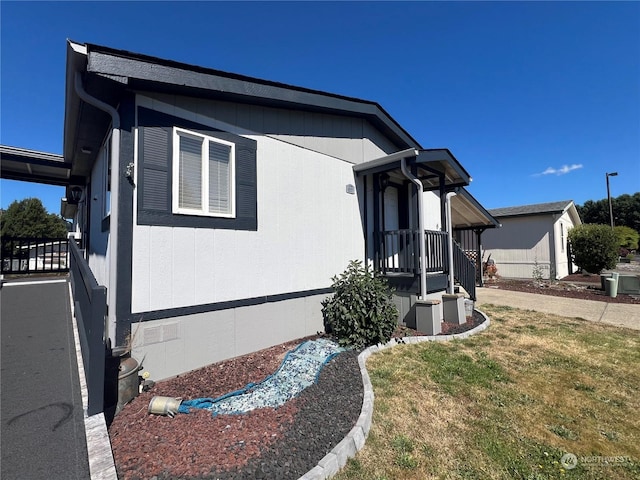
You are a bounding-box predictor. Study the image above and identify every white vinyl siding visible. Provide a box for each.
[172,127,235,217]
[132,133,363,312]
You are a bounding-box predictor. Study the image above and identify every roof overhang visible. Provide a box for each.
[567,202,582,226]
[63,40,426,180]
[64,41,124,180]
[451,188,501,230]
[353,148,472,190]
[83,42,421,148]
[0,145,73,186]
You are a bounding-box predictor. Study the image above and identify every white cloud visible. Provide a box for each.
[533,164,583,177]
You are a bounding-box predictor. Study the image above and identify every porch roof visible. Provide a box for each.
[0,145,72,186]
[452,188,501,230]
[352,148,471,190]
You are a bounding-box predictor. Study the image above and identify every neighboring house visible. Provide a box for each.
[482,200,582,280]
[11,40,498,381]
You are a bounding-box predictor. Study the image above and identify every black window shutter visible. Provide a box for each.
[137,126,172,226]
[235,144,257,227]
[137,106,257,231]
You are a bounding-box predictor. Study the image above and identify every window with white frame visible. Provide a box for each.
[172,127,235,218]
[560,223,565,252]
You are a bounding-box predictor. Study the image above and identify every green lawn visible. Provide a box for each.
[335,304,640,480]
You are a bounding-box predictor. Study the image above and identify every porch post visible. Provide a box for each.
[400,158,426,299]
[476,228,484,287]
[373,173,380,270]
[445,192,457,294]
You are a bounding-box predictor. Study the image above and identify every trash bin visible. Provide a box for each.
[600,273,612,291]
[605,278,617,298]
[117,356,141,413]
[464,299,475,319]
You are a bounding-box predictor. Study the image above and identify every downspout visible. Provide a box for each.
[74,72,120,347]
[445,191,457,294]
[400,158,427,299]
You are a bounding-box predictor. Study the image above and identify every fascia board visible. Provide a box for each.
[85,47,421,149]
[63,40,88,166]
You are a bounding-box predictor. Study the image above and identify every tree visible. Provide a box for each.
[577,193,640,233]
[0,198,69,238]
[568,224,618,274]
[615,226,639,251]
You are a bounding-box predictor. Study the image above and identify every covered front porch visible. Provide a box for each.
[354,148,499,325]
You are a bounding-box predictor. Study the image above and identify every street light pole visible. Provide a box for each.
[606,172,618,229]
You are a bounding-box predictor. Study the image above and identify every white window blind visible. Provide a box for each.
[178,135,203,210]
[208,142,231,214]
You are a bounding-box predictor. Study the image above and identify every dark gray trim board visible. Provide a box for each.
[125,287,333,323]
[115,94,137,347]
[385,273,448,294]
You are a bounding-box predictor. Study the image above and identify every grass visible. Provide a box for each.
[334,304,640,480]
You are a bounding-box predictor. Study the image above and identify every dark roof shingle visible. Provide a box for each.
[488,200,574,218]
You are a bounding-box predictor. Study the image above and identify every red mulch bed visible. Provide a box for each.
[108,335,365,480]
[109,338,306,479]
[483,275,640,305]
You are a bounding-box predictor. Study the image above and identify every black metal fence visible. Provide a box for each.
[69,238,107,416]
[1,237,69,274]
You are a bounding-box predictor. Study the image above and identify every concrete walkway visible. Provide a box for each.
[476,287,640,331]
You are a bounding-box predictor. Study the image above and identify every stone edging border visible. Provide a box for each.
[299,308,491,480]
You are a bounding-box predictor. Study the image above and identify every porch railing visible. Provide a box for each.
[1,237,69,274]
[453,240,476,300]
[377,229,448,274]
[69,237,107,416]
[376,229,477,299]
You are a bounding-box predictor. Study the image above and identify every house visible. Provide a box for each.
[46,40,498,382]
[482,200,582,280]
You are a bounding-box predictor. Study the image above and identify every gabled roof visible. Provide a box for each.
[488,200,582,226]
[64,40,424,177]
[489,200,574,218]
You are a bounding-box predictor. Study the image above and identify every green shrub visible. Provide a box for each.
[321,260,398,349]
[614,225,639,250]
[568,224,618,274]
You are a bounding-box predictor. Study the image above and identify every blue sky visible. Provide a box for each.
[1,1,639,215]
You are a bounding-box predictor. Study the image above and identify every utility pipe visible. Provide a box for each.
[74,72,121,346]
[445,191,457,294]
[400,158,427,299]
